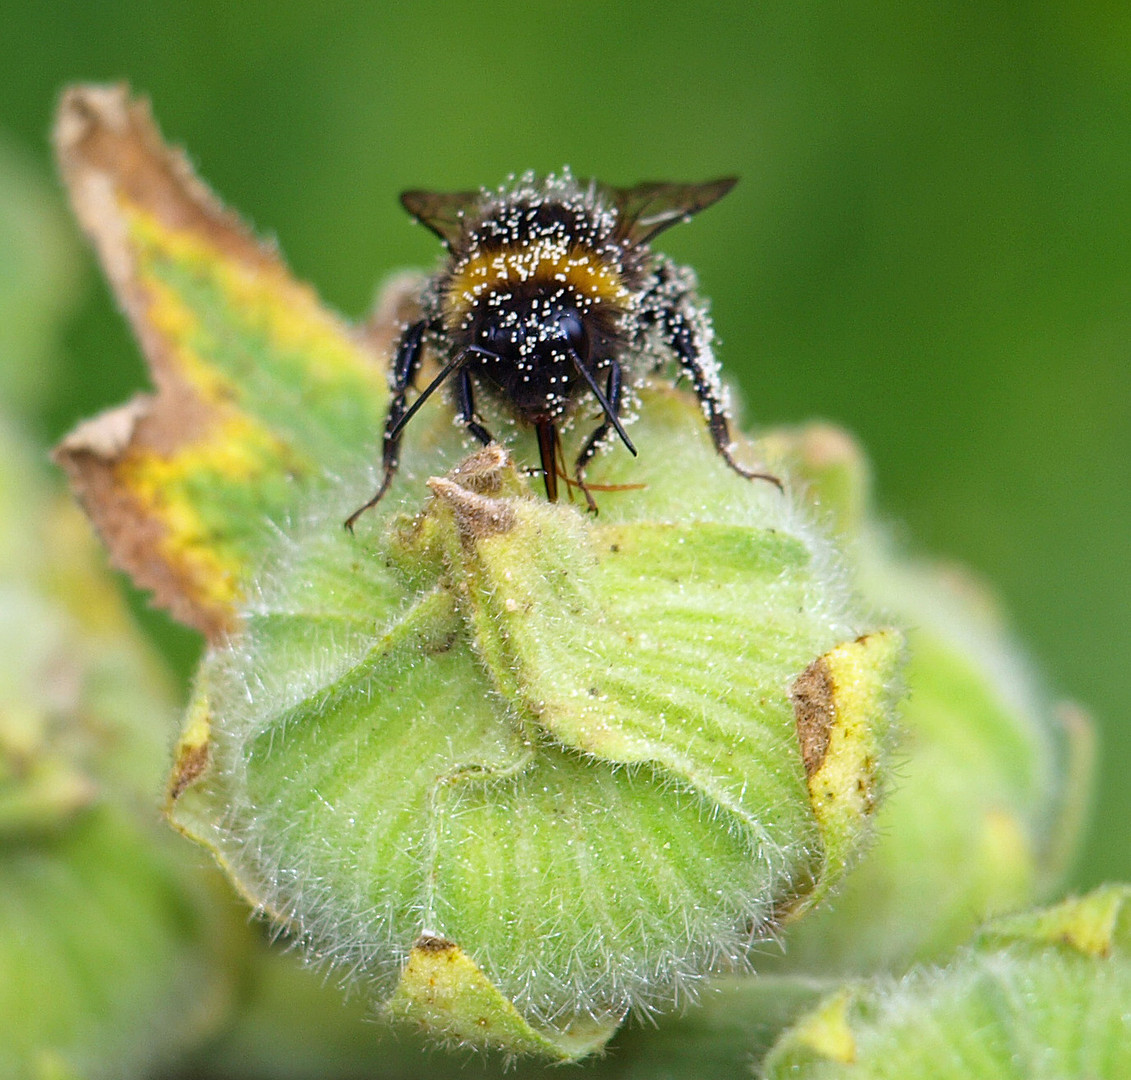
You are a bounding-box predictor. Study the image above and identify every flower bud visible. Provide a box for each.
[169,391,902,1058]
[48,83,905,1061]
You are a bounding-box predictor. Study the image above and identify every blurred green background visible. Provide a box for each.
[1,0,1127,889]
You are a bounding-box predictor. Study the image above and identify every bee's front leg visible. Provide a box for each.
[345,319,427,530]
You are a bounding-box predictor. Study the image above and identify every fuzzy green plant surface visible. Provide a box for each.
[48,82,1096,1075]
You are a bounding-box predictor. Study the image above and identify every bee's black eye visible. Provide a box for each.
[557,309,589,360]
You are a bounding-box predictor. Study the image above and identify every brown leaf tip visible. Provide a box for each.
[167,737,212,805]
[54,83,131,154]
[790,655,835,777]
[414,934,458,954]
[427,446,519,541]
[53,396,150,463]
[54,82,273,282]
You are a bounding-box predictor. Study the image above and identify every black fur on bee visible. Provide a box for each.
[345,170,779,530]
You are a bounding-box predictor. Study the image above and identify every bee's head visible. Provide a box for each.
[466,292,595,418]
[475,296,589,365]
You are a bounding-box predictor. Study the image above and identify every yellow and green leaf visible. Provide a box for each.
[54,84,389,638]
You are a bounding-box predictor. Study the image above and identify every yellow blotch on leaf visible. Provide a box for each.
[801,632,901,829]
[387,937,620,1060]
[118,412,292,615]
[981,883,1129,959]
[788,989,858,1064]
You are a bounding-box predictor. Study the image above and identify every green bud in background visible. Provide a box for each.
[0,396,235,1080]
[757,424,1093,975]
[0,138,238,1080]
[761,885,1131,1078]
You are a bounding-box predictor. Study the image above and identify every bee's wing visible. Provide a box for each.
[600,178,738,244]
[400,189,482,247]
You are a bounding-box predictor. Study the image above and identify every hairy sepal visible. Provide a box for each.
[757,425,1093,975]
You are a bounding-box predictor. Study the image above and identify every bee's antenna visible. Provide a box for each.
[566,349,637,456]
[389,348,489,440]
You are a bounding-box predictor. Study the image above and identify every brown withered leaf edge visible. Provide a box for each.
[790,655,835,778]
[166,736,211,805]
[51,84,290,640]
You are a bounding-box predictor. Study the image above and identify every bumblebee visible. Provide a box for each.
[346,170,776,529]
